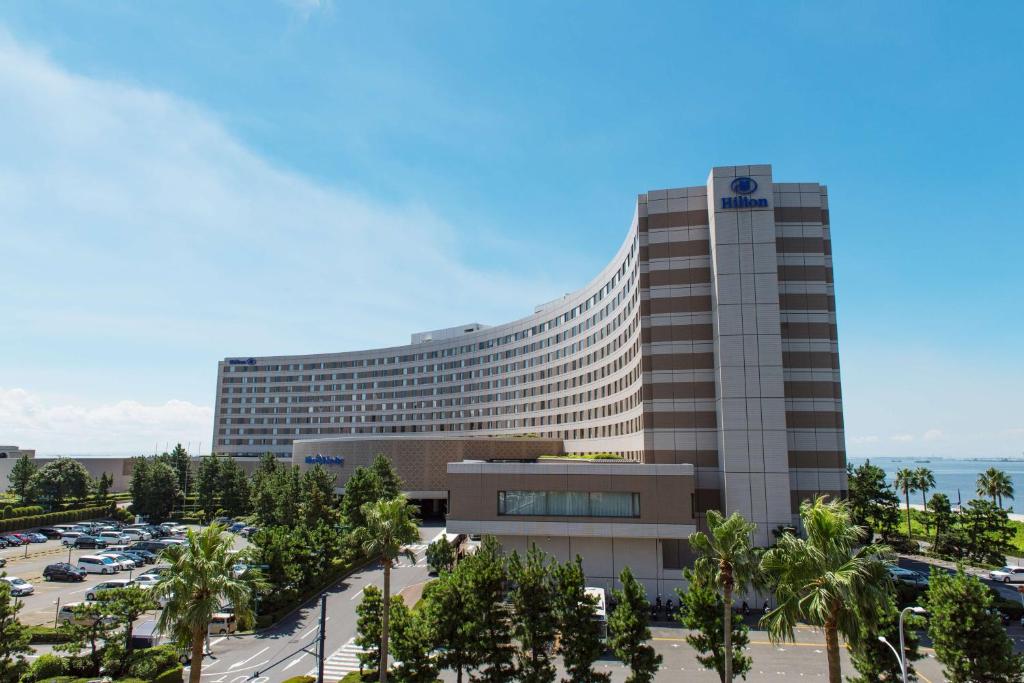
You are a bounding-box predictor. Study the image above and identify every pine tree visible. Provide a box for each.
[355,585,383,674]
[422,571,475,683]
[608,567,661,683]
[371,454,402,499]
[0,580,32,682]
[676,568,751,683]
[426,538,455,574]
[168,443,192,492]
[389,598,438,683]
[464,536,514,683]
[847,588,923,683]
[552,556,610,683]
[7,454,36,502]
[195,454,222,521]
[218,458,251,518]
[924,567,1024,683]
[508,545,557,683]
[301,464,339,525]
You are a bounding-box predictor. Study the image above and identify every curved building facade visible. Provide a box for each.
[213,164,846,591]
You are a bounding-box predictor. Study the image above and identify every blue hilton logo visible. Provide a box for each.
[722,176,768,209]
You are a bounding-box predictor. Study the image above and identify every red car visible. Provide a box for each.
[13,533,33,544]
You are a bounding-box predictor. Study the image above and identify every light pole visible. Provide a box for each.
[879,605,927,683]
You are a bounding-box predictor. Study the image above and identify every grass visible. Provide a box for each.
[892,507,1024,555]
[538,452,624,461]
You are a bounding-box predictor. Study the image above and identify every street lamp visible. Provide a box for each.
[879,606,927,683]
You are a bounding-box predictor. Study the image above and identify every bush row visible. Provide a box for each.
[0,504,45,518]
[28,625,75,644]
[255,554,372,629]
[0,505,114,533]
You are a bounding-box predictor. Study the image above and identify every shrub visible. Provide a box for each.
[28,625,74,643]
[127,644,181,679]
[23,653,66,681]
[152,664,186,683]
[282,677,316,683]
[339,672,379,683]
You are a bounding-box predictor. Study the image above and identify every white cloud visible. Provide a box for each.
[850,435,879,445]
[890,434,915,443]
[922,429,945,442]
[0,31,577,451]
[0,387,211,455]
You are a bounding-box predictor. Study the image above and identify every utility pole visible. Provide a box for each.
[317,594,328,683]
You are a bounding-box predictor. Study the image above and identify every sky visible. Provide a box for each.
[0,1,1021,458]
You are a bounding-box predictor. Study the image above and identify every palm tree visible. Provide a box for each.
[760,497,891,683]
[357,496,421,683]
[977,467,1014,508]
[688,510,759,683]
[894,467,916,537]
[914,467,935,532]
[154,525,261,683]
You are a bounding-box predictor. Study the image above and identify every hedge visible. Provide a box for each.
[0,504,45,518]
[152,665,185,683]
[282,677,316,683]
[255,554,372,629]
[0,505,114,533]
[29,625,74,644]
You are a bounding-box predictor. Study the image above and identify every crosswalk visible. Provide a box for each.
[309,637,366,679]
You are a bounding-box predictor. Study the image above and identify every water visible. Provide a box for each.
[847,456,1024,511]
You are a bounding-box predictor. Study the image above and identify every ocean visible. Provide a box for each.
[847,456,1024,511]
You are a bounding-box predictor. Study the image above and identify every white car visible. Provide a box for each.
[122,529,152,541]
[989,566,1024,583]
[99,553,137,571]
[133,574,161,587]
[78,555,119,575]
[85,579,135,601]
[1,577,34,597]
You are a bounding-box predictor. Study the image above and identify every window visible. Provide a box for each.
[497,491,639,518]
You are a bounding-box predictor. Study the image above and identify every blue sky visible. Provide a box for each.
[0,1,1020,457]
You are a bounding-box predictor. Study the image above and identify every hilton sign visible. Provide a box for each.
[721,176,768,209]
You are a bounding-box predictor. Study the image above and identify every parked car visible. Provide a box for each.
[57,602,118,626]
[78,555,119,575]
[36,527,63,539]
[240,526,258,538]
[230,563,249,579]
[26,532,48,543]
[208,613,237,635]
[989,566,1024,583]
[43,562,88,582]
[97,531,130,545]
[888,566,929,588]
[74,535,109,550]
[99,553,137,571]
[122,550,153,566]
[12,533,33,544]
[129,540,168,554]
[126,549,157,564]
[60,532,84,546]
[213,517,234,526]
[122,528,152,541]
[86,579,135,601]
[133,574,161,587]
[139,566,168,579]
[228,522,246,533]
[0,537,9,549]
[3,534,25,546]
[0,558,5,567]
[1,577,35,597]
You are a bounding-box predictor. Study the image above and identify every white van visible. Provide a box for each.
[60,532,83,546]
[53,524,78,534]
[97,531,129,544]
[122,528,151,541]
[207,613,237,635]
[78,555,118,575]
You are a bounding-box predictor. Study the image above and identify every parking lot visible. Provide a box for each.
[1,525,248,626]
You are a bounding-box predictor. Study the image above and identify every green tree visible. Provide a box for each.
[249,453,283,526]
[56,601,117,676]
[552,557,610,683]
[168,443,192,492]
[194,454,223,520]
[913,467,936,533]
[959,499,1014,565]
[0,578,32,682]
[139,460,180,522]
[301,464,338,525]
[847,460,901,540]
[154,525,264,683]
[95,471,113,504]
[355,496,421,683]
[463,536,515,683]
[894,467,917,538]
[926,493,955,554]
[6,454,36,502]
[924,567,1024,683]
[371,454,402,499]
[102,585,157,669]
[341,456,403,530]
[389,597,438,683]
[608,567,661,683]
[978,467,1015,509]
[355,585,383,674]
[759,497,891,683]
[27,457,91,509]
[687,509,759,683]
[509,545,558,683]
[422,568,475,683]
[218,457,251,518]
[676,568,751,683]
[426,538,456,574]
[847,587,923,683]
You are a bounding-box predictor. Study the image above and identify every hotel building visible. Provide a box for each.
[212,164,846,597]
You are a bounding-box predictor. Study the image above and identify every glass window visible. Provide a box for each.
[497,491,639,518]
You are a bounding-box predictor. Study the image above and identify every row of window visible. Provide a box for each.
[497,490,641,518]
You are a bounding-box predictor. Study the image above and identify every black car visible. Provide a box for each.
[2,535,24,546]
[73,535,108,549]
[122,550,154,565]
[43,562,87,582]
[0,537,8,549]
[37,527,63,539]
[129,540,167,553]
